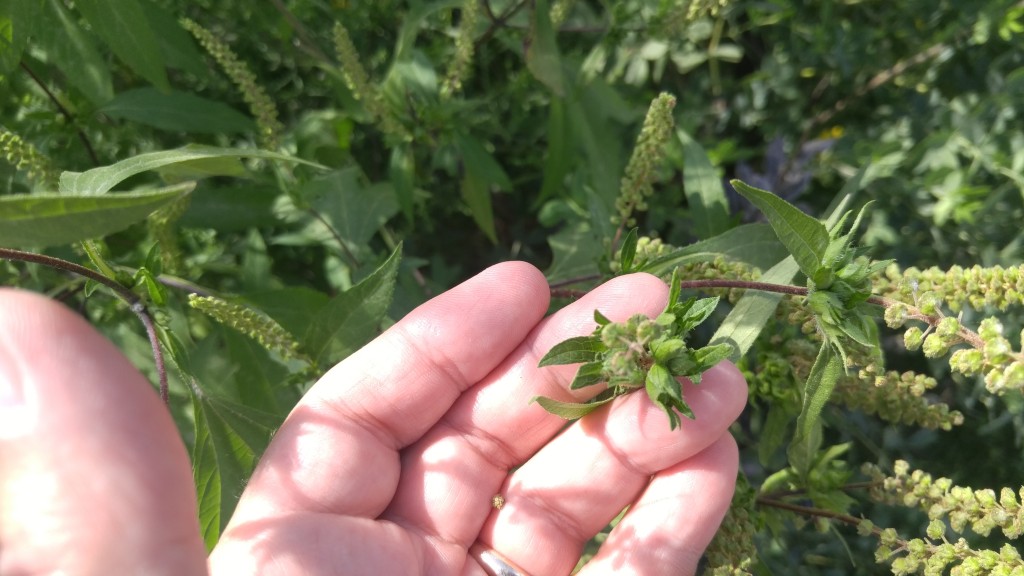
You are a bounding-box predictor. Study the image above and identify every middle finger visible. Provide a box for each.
[380,274,668,559]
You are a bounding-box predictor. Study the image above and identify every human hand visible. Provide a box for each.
[0,262,747,575]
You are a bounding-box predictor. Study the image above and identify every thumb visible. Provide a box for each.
[0,289,207,575]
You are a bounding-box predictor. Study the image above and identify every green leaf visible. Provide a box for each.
[569,361,606,389]
[98,88,254,134]
[531,395,615,419]
[758,403,796,466]
[143,2,207,77]
[675,296,721,333]
[637,223,787,275]
[59,144,326,196]
[730,179,829,279]
[0,0,42,73]
[710,257,801,361]
[538,97,572,204]
[692,342,734,370]
[242,287,329,342]
[651,337,686,364]
[545,221,602,283]
[678,129,729,239]
[619,227,639,273]
[538,335,606,367]
[389,145,416,225]
[787,344,844,477]
[36,0,112,104]
[0,183,193,248]
[303,245,402,366]
[302,168,400,246]
[393,0,464,61]
[667,267,682,308]
[646,362,690,429]
[191,392,280,550]
[74,0,169,91]
[180,183,280,232]
[456,134,510,244]
[526,0,566,96]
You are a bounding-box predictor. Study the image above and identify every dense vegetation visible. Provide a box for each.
[3,0,1024,573]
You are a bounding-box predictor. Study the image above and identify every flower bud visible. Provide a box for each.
[936,317,960,339]
[904,327,925,351]
[884,303,910,328]
[923,333,949,358]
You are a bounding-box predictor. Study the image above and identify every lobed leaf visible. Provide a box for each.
[303,245,402,366]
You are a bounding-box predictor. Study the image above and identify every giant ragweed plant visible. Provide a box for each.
[4,2,1024,573]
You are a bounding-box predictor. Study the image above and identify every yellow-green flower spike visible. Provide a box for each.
[180,18,284,150]
[188,294,307,362]
[0,125,57,187]
[615,93,677,227]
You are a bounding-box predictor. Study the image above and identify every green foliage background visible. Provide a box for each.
[3,0,1024,573]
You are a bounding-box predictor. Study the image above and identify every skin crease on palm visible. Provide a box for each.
[0,262,748,576]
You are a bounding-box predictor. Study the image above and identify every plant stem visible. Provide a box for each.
[20,61,100,167]
[0,247,170,404]
[756,496,893,540]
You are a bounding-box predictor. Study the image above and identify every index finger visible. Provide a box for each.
[228,261,551,523]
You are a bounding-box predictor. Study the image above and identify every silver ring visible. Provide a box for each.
[470,543,532,576]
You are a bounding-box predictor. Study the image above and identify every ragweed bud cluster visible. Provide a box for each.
[614,93,676,227]
[702,477,757,576]
[332,22,409,141]
[181,19,284,150]
[0,125,57,187]
[834,368,963,430]
[876,263,1024,313]
[440,0,479,98]
[864,460,1024,539]
[148,192,192,274]
[188,294,307,362]
[656,0,729,37]
[943,317,1024,394]
[549,0,576,27]
[536,270,732,429]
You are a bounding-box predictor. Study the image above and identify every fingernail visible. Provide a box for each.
[0,342,32,439]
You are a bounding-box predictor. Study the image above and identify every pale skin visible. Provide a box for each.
[0,262,747,575]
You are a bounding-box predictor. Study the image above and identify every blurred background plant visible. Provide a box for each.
[2,0,1024,572]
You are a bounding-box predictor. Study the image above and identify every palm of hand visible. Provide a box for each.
[0,263,745,576]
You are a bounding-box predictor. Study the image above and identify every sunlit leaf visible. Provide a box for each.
[678,129,729,239]
[303,245,401,366]
[710,257,801,361]
[0,183,193,247]
[787,344,843,477]
[59,144,326,196]
[731,179,829,279]
[538,335,606,367]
